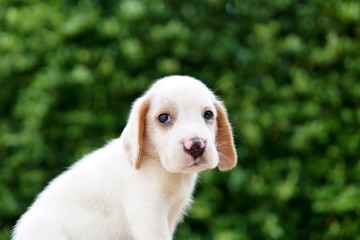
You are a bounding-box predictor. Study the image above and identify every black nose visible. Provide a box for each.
[183,138,206,159]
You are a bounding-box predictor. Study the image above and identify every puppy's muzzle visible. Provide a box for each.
[183,138,206,159]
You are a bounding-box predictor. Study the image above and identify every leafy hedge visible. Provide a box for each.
[1,0,360,239]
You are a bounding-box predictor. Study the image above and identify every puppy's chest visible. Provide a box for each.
[163,174,198,209]
[165,177,197,227]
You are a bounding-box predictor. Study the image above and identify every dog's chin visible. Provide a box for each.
[160,152,218,173]
[181,163,213,173]
[174,159,217,174]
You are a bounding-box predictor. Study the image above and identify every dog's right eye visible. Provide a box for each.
[158,114,171,124]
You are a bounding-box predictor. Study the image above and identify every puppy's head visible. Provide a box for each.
[121,76,237,173]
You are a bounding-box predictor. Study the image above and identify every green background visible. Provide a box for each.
[1,0,360,239]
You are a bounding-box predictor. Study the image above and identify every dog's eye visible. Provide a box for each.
[204,111,214,122]
[158,114,171,124]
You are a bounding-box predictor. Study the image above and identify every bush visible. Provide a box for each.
[1,0,360,239]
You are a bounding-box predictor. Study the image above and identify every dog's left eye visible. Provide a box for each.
[204,111,214,122]
[158,113,171,124]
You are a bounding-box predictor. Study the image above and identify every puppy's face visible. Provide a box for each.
[122,76,237,173]
[146,78,219,173]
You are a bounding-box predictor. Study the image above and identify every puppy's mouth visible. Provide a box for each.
[186,158,206,168]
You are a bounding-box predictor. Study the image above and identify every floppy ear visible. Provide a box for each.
[121,96,150,170]
[214,101,237,171]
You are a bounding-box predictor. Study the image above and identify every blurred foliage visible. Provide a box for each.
[1,0,360,239]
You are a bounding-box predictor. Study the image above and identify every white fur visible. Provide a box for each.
[12,76,237,240]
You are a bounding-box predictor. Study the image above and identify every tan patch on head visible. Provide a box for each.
[153,100,178,128]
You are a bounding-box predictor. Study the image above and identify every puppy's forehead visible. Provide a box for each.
[150,76,215,105]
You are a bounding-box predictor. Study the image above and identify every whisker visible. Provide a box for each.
[215,141,232,148]
[218,152,232,166]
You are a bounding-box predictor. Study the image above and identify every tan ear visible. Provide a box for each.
[121,96,150,170]
[214,101,237,171]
